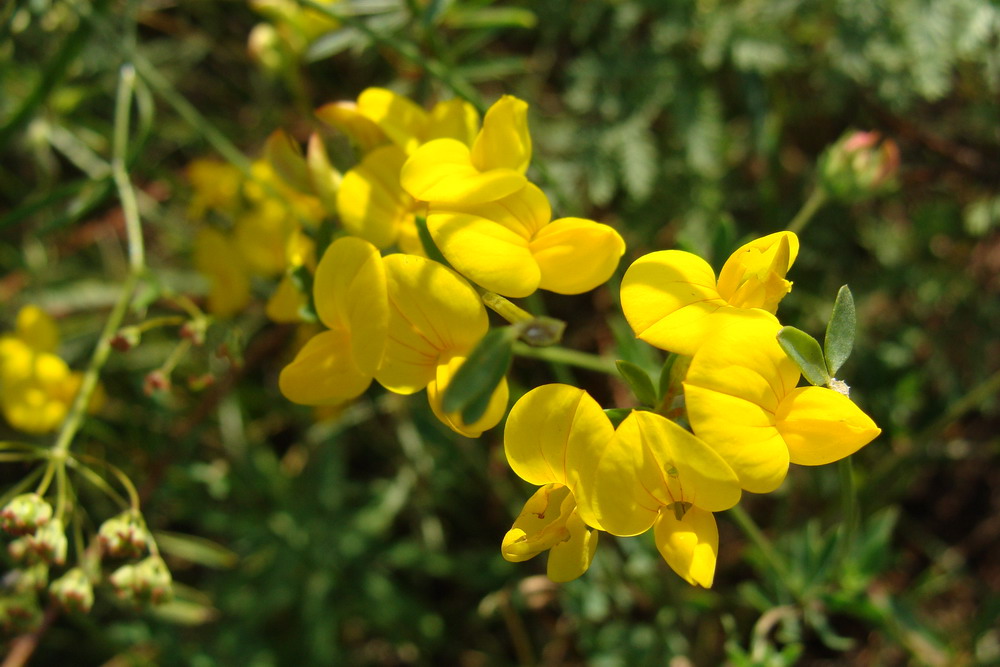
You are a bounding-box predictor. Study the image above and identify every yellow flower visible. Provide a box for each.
[683,310,881,494]
[400,95,530,206]
[265,228,317,323]
[376,254,507,437]
[587,410,742,587]
[425,182,625,297]
[193,228,252,318]
[279,237,388,405]
[186,158,243,220]
[501,384,614,581]
[620,231,799,356]
[0,306,102,434]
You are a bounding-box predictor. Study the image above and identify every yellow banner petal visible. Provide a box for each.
[532,218,625,294]
[504,384,613,495]
[620,250,727,356]
[356,87,429,154]
[314,100,388,153]
[653,506,719,588]
[426,98,480,146]
[470,95,531,173]
[777,386,881,466]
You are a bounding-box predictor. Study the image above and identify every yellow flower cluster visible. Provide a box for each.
[0,306,102,434]
[501,232,881,586]
[187,157,323,320]
[278,88,626,437]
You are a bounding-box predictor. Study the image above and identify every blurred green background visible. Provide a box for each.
[1,0,998,664]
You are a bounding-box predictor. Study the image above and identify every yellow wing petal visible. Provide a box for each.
[356,87,429,153]
[400,138,526,205]
[532,217,625,294]
[278,329,373,405]
[777,386,881,465]
[336,145,413,249]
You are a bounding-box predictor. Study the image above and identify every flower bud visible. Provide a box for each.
[110,555,173,606]
[28,517,67,565]
[110,327,141,352]
[98,511,149,559]
[143,370,171,396]
[8,536,32,563]
[818,130,900,203]
[15,563,50,592]
[0,592,42,634]
[49,567,94,614]
[179,319,207,346]
[1,493,53,536]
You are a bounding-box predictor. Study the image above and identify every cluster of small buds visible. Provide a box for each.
[98,510,150,559]
[109,555,173,606]
[49,568,94,614]
[1,493,53,536]
[28,517,68,566]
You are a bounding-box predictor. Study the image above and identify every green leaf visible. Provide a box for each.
[657,353,677,402]
[777,326,830,387]
[603,408,633,428]
[824,285,856,376]
[415,215,452,269]
[442,327,515,424]
[616,360,657,407]
[153,530,239,569]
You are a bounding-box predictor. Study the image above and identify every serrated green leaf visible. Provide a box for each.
[616,360,658,407]
[777,326,830,387]
[442,327,515,422]
[824,285,856,376]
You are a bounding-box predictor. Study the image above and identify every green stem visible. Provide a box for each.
[728,504,791,583]
[481,291,534,325]
[834,457,857,567]
[512,342,617,375]
[786,186,827,236]
[112,64,144,272]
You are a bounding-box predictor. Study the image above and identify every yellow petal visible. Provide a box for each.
[375,254,486,393]
[356,87,429,154]
[314,100,387,153]
[336,145,414,249]
[426,98,480,146]
[193,228,251,318]
[777,386,881,466]
[400,138,527,205]
[265,274,307,323]
[430,182,551,241]
[683,312,800,493]
[312,237,388,376]
[547,508,599,582]
[427,211,539,297]
[15,306,59,353]
[470,95,531,173]
[620,250,727,356]
[717,232,799,312]
[623,411,742,512]
[502,484,574,563]
[653,506,718,588]
[278,329,373,405]
[532,217,625,294]
[504,384,613,492]
[427,356,508,437]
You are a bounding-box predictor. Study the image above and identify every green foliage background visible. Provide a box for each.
[1,0,999,664]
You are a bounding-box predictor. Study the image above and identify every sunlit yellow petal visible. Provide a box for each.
[532,217,625,294]
[426,98,480,146]
[400,138,526,205]
[356,87,429,153]
[314,100,387,153]
[588,413,661,538]
[427,211,539,297]
[336,145,414,248]
[311,237,388,376]
[504,384,612,491]
[470,95,531,173]
[430,182,551,241]
[653,506,718,588]
[547,508,598,582]
[427,356,508,438]
[620,250,727,356]
[717,232,799,312]
[777,386,881,466]
[278,329,373,405]
[625,411,742,512]
[376,254,486,393]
